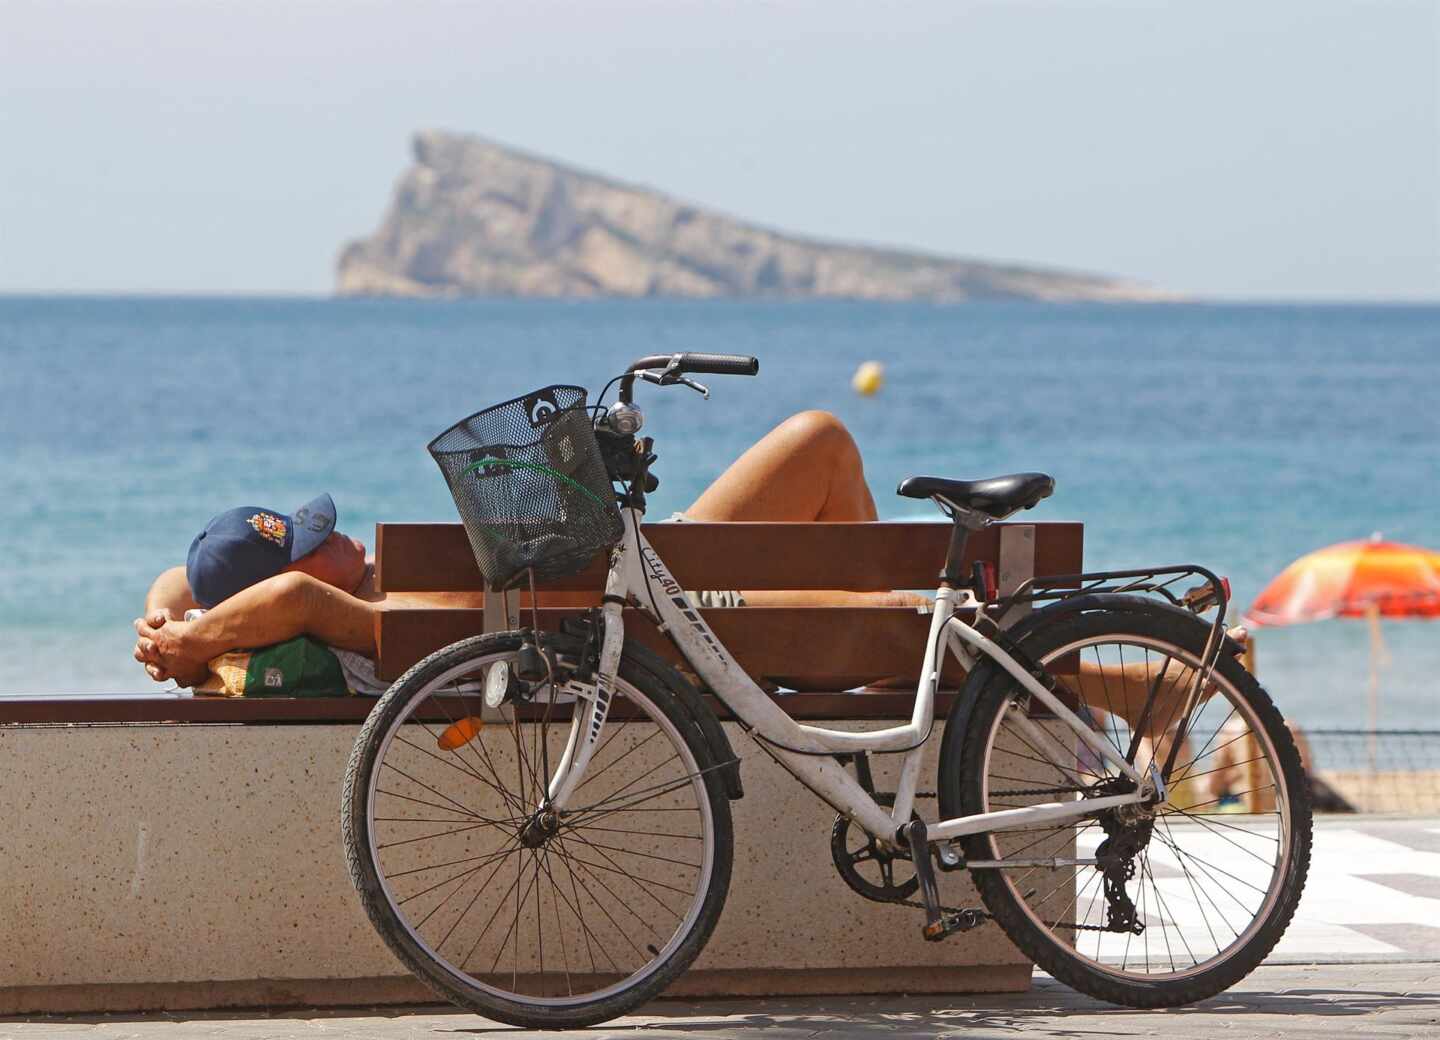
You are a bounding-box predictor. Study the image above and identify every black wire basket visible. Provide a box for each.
[428,385,623,590]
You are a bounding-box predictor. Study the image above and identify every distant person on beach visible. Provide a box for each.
[134,409,1236,730]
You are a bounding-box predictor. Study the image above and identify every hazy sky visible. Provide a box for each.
[2,0,1436,299]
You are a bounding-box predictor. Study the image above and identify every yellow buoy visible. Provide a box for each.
[437,716,486,751]
[852,360,884,396]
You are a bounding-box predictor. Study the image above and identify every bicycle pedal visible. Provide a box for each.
[922,908,988,942]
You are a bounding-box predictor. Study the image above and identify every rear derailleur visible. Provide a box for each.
[1090,778,1154,936]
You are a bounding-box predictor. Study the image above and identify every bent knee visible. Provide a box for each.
[780,410,858,459]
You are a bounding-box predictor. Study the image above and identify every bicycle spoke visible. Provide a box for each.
[996,719,1099,792]
[563,752,686,819]
[548,838,651,963]
[562,828,690,922]
[1156,815,1246,939]
[378,820,504,851]
[576,824,704,841]
[381,761,490,822]
[376,787,486,821]
[576,728,662,795]
[555,834,673,935]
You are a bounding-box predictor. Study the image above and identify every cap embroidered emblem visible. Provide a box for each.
[248,512,288,546]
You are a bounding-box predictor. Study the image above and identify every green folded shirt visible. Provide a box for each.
[195,635,352,698]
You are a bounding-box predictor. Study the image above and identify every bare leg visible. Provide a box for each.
[684,410,878,522]
[681,412,921,613]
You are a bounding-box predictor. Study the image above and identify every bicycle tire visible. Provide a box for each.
[342,630,734,1029]
[939,608,1311,1008]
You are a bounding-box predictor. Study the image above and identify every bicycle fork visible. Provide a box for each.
[543,599,626,811]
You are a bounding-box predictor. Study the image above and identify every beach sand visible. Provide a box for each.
[1317,769,1440,815]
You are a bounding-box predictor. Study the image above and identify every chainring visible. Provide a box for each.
[830,806,920,904]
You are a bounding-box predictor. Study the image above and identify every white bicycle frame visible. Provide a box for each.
[547,508,1155,850]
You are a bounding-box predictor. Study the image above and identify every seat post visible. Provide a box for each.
[937,498,991,588]
[941,522,970,587]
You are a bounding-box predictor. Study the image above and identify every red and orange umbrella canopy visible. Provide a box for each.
[1246,537,1440,627]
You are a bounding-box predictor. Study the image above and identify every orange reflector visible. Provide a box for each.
[437,716,485,751]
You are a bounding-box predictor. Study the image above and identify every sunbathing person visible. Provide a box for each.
[134,411,920,691]
[134,409,1233,735]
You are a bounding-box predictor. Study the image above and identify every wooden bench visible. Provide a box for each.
[373,519,1084,695]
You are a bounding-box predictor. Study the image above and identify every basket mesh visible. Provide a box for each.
[428,386,623,589]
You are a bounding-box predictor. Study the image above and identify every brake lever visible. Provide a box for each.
[637,369,709,398]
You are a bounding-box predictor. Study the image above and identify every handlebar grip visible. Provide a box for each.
[626,353,760,377]
[618,352,760,403]
[675,353,760,376]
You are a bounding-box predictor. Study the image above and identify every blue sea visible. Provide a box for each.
[0,297,1436,729]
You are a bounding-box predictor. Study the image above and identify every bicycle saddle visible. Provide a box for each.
[896,472,1055,519]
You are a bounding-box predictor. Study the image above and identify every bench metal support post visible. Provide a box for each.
[997,525,1035,629]
[482,587,519,634]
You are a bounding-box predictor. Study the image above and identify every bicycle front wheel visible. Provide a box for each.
[941,607,1311,1008]
[342,631,733,1029]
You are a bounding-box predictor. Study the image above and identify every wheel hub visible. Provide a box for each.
[518,809,560,848]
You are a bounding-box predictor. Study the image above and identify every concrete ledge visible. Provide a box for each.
[0,977,433,1017]
[0,965,1031,1016]
[0,721,1046,1014]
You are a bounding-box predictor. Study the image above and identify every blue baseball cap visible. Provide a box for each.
[186,493,337,608]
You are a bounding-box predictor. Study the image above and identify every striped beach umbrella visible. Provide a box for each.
[1246,535,1440,767]
[1246,535,1440,625]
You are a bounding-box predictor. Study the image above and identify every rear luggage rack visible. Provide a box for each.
[994,564,1230,621]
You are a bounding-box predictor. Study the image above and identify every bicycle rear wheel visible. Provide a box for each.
[342,631,733,1028]
[941,607,1311,1007]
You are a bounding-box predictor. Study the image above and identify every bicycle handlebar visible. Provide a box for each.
[618,352,759,402]
[626,353,759,377]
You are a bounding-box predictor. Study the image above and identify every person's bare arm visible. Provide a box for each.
[739,589,931,608]
[134,571,377,686]
[143,565,200,621]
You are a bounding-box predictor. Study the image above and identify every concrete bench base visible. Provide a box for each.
[0,965,1030,1016]
[0,721,1045,1015]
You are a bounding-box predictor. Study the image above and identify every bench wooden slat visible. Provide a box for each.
[375,521,1083,593]
[376,606,971,686]
[0,692,956,726]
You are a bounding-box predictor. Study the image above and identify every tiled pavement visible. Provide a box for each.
[5,963,1437,1040]
[1271,816,1440,961]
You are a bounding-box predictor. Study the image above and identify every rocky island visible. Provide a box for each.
[337,131,1160,302]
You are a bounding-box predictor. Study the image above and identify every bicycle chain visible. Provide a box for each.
[988,786,1086,797]
[893,865,1123,931]
[838,782,1127,931]
[841,794,1127,931]
[897,895,989,917]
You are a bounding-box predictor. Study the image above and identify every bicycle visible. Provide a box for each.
[342,353,1311,1028]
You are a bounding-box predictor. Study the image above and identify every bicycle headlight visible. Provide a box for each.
[607,402,644,435]
[485,659,512,708]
